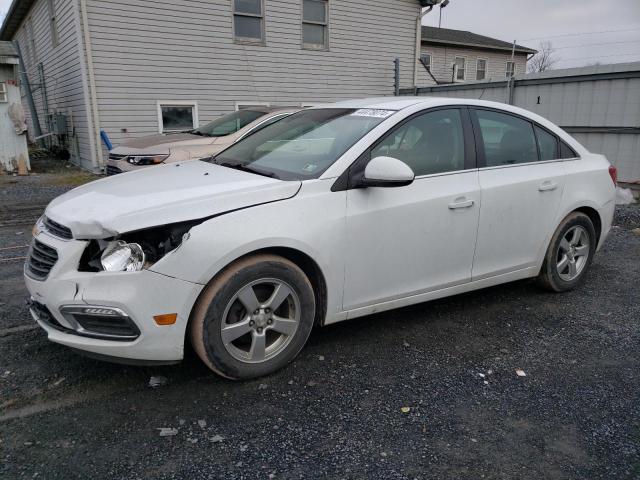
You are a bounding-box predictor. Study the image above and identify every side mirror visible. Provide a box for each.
[361,156,415,188]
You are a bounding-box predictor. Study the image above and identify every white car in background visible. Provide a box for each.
[106,107,299,175]
[26,97,616,379]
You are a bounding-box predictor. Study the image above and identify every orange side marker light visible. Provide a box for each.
[154,313,178,326]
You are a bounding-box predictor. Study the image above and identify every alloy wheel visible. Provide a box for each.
[556,225,590,282]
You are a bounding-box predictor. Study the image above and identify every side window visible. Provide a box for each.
[560,140,577,159]
[371,109,466,176]
[475,109,537,166]
[535,126,559,161]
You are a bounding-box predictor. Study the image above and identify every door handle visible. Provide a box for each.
[538,181,558,192]
[448,198,474,209]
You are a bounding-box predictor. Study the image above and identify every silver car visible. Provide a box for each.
[106,107,299,175]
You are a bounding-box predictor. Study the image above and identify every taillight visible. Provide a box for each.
[608,166,618,186]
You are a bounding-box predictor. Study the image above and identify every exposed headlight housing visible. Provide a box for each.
[126,154,169,166]
[100,241,145,272]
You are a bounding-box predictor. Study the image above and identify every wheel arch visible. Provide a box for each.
[573,206,602,248]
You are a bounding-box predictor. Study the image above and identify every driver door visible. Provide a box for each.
[342,107,480,311]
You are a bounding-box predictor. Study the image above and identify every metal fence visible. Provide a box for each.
[400,62,640,184]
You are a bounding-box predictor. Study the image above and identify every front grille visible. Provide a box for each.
[43,216,73,240]
[73,314,141,338]
[108,153,127,161]
[26,239,59,280]
[106,165,123,176]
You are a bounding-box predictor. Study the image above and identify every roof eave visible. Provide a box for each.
[422,38,537,55]
[0,0,37,41]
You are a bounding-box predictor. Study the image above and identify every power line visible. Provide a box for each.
[559,52,640,62]
[521,27,640,41]
[551,39,640,50]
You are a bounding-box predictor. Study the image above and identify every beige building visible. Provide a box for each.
[418,26,536,86]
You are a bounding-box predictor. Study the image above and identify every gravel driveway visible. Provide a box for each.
[1,175,638,479]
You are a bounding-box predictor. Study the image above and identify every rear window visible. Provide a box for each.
[193,110,266,137]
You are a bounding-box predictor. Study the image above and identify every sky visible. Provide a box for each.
[1,0,639,69]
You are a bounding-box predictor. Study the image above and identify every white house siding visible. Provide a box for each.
[11,0,94,170]
[418,44,528,86]
[86,0,421,150]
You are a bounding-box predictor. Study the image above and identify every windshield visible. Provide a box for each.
[193,110,267,137]
[208,108,393,180]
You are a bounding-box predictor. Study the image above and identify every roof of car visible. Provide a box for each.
[322,96,515,111]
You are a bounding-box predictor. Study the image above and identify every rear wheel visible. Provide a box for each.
[537,212,596,292]
[189,254,315,379]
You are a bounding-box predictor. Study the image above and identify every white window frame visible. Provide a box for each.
[302,0,329,50]
[420,53,432,71]
[476,58,487,81]
[47,0,59,47]
[454,56,466,82]
[0,82,7,103]
[234,101,270,111]
[232,0,266,45]
[506,61,516,78]
[156,101,199,133]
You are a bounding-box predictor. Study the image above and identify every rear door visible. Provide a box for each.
[470,108,566,279]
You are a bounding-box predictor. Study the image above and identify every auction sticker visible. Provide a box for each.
[351,109,395,118]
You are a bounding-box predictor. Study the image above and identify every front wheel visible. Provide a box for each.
[537,212,597,292]
[189,254,315,380]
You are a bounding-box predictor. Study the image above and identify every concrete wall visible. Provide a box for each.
[402,62,640,183]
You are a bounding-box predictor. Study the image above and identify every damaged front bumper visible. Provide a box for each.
[24,230,204,363]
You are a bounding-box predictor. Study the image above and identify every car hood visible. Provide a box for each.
[45,161,301,238]
[111,133,233,155]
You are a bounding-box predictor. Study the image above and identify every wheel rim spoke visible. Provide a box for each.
[574,245,589,257]
[570,227,581,246]
[266,283,293,311]
[237,285,260,313]
[559,238,571,253]
[249,332,266,361]
[271,315,298,336]
[221,318,252,345]
[557,255,569,272]
[568,259,578,277]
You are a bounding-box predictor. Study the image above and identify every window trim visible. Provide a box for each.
[506,61,516,78]
[156,101,199,134]
[232,0,266,45]
[469,106,580,170]
[47,0,59,48]
[301,0,329,51]
[476,58,487,81]
[0,82,7,103]
[454,56,466,82]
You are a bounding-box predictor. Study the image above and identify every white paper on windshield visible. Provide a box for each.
[351,109,395,118]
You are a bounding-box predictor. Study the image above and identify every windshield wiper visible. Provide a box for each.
[216,161,279,179]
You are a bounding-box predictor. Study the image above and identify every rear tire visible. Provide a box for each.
[537,212,596,292]
[189,254,315,380]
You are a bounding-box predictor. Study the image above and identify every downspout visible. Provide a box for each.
[79,0,104,170]
[413,6,433,89]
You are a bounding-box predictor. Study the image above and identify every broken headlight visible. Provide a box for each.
[79,219,199,273]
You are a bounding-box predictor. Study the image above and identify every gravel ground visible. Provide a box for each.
[0,177,639,479]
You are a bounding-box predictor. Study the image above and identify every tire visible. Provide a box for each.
[189,254,315,380]
[537,212,597,292]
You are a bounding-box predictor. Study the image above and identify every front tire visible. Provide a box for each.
[537,212,596,292]
[189,254,315,380]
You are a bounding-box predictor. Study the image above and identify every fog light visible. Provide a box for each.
[101,241,145,272]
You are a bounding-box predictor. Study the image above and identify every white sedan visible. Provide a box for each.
[25,97,617,379]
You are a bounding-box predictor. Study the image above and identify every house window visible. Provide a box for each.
[506,61,516,78]
[233,0,265,43]
[157,102,198,133]
[454,57,466,81]
[476,58,487,80]
[302,0,328,50]
[0,82,7,103]
[47,0,59,47]
[420,53,432,71]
